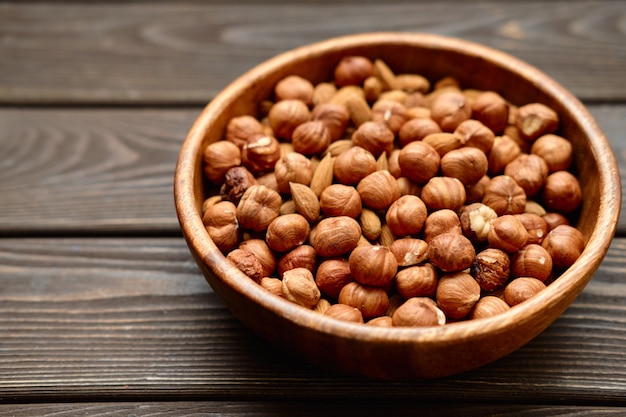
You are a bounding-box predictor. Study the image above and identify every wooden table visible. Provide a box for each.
[1,1,625,415]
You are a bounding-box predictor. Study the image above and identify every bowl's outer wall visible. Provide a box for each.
[175,33,621,379]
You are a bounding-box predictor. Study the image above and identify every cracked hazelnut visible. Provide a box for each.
[471,247,511,291]
[241,133,281,174]
[515,102,559,141]
[459,202,497,242]
[389,238,429,266]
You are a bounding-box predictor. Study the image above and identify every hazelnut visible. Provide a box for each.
[454,119,496,154]
[422,132,465,156]
[515,102,559,141]
[203,140,242,184]
[316,258,354,299]
[396,177,422,197]
[371,100,409,134]
[266,213,311,253]
[239,238,277,278]
[312,82,337,106]
[395,263,438,299]
[392,297,445,327]
[367,316,393,327]
[236,184,282,232]
[351,121,395,158]
[436,272,481,319]
[471,248,511,291]
[514,213,548,245]
[313,298,332,314]
[312,216,361,257]
[320,184,362,218]
[334,56,375,87]
[241,134,281,174]
[387,149,403,178]
[274,152,314,194]
[260,277,283,298]
[465,175,491,204]
[504,154,549,197]
[430,90,472,132]
[487,135,522,175]
[470,296,510,319]
[482,175,526,215]
[338,281,389,320]
[397,141,441,184]
[225,115,265,148]
[530,134,573,172]
[471,91,509,134]
[389,238,429,266]
[277,244,316,277]
[227,248,264,284]
[541,171,583,213]
[289,182,321,223]
[220,166,258,206]
[423,209,462,243]
[542,212,570,231]
[349,245,398,287]
[268,99,310,140]
[325,304,364,323]
[487,214,529,253]
[334,146,377,185]
[385,195,428,237]
[281,268,321,309]
[541,224,585,269]
[440,147,489,186]
[421,176,466,212]
[511,244,553,282]
[524,200,547,217]
[428,233,476,272]
[256,172,279,193]
[356,170,401,210]
[291,120,332,156]
[311,102,350,141]
[459,203,498,242]
[504,277,546,306]
[274,75,314,106]
[202,201,241,254]
[398,117,442,147]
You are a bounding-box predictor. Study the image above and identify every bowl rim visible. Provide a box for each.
[175,32,621,346]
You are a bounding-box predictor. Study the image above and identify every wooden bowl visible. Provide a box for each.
[174,32,620,379]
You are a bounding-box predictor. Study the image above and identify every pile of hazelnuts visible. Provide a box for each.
[201,55,585,327]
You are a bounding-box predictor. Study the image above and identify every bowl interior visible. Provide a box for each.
[175,32,621,379]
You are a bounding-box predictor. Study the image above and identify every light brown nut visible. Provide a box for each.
[313,298,332,314]
[312,82,337,106]
[541,171,583,213]
[504,277,546,306]
[373,59,398,90]
[220,166,258,206]
[324,303,364,323]
[363,76,384,102]
[471,91,509,134]
[398,117,442,147]
[312,216,362,257]
[395,263,438,299]
[385,195,428,237]
[471,247,511,291]
[542,212,570,231]
[274,152,314,194]
[260,277,283,298]
[395,73,430,93]
[320,184,362,218]
[277,244,316,277]
[241,134,281,174]
[236,184,282,232]
[423,209,462,243]
[309,152,335,197]
[428,233,476,272]
[281,268,321,309]
[514,213,548,245]
[430,90,472,132]
[316,258,354,299]
[530,134,573,172]
[203,201,241,254]
[225,115,266,148]
[511,244,553,282]
[440,147,489,187]
[420,176,466,212]
[392,297,445,327]
[422,132,465,156]
[291,120,331,156]
[334,145,377,185]
[470,296,510,320]
[504,154,549,198]
[488,135,522,175]
[397,141,441,184]
[334,56,375,87]
[266,213,311,253]
[454,119,496,154]
[390,238,429,267]
[349,245,398,287]
[345,94,372,127]
[289,182,320,223]
[311,102,350,142]
[274,75,314,106]
[359,208,382,241]
[203,141,242,184]
[436,272,481,319]
[482,175,526,215]
[351,121,395,158]
[488,215,529,253]
[371,100,409,134]
[541,224,585,269]
[239,238,277,278]
[366,316,394,327]
[356,170,401,210]
[515,102,559,141]
[268,99,310,140]
[338,282,389,320]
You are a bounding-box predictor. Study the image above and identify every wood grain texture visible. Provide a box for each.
[1,237,625,403]
[0,1,624,104]
[1,105,625,235]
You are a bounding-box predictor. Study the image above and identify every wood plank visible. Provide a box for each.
[0,1,624,104]
[1,105,625,235]
[1,237,625,404]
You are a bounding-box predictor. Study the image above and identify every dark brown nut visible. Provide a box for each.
[511,244,553,282]
[325,304,364,323]
[459,202,497,242]
[422,132,465,156]
[430,90,472,132]
[291,120,332,156]
[541,224,585,269]
[320,184,362,218]
[488,135,522,175]
[541,171,583,213]
[274,75,315,106]
[471,91,509,134]
[514,213,548,245]
[227,248,264,284]
[428,233,476,272]
[334,146,377,185]
[281,268,321,308]
[349,245,398,287]
[488,214,529,253]
[225,115,266,148]
[395,264,438,299]
[277,244,316,277]
[338,281,389,320]
[220,166,258,206]
[530,134,573,172]
[482,175,526,215]
[334,56,375,87]
[397,141,441,184]
[471,248,511,291]
[351,121,395,158]
[423,209,462,243]
[268,99,310,140]
[260,277,283,298]
[470,295,510,319]
[274,152,314,194]
[392,297,445,327]
[504,154,549,197]
[440,147,489,187]
[436,272,481,319]
[312,216,362,257]
[465,175,491,204]
[241,133,281,174]
[371,100,409,134]
[311,102,350,141]
[454,119,496,154]
[504,277,546,306]
[203,140,242,184]
[542,212,570,231]
[421,176,466,212]
[356,170,401,210]
[203,201,241,254]
[236,184,282,232]
[385,195,428,237]
[515,102,559,141]
[239,238,277,278]
[316,258,354,299]
[265,213,311,253]
[389,238,429,266]
[398,117,442,147]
